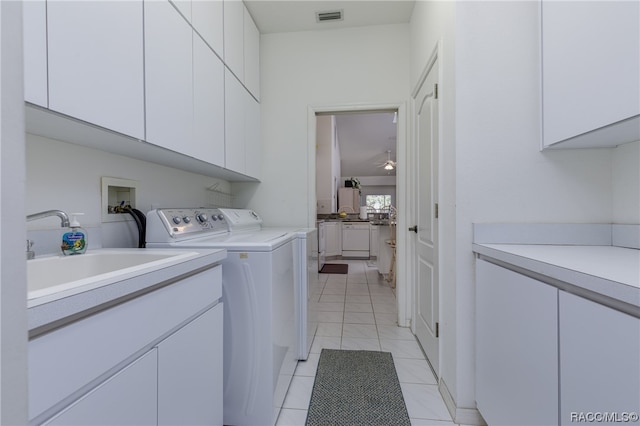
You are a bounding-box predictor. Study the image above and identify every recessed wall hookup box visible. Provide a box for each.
[101,177,138,223]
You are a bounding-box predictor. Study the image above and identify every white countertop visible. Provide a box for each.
[28,248,227,333]
[473,244,640,309]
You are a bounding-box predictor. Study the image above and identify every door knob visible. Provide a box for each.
[408,225,418,233]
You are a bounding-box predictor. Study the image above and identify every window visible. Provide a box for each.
[365,195,392,211]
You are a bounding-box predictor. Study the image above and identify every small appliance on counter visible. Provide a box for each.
[359,206,368,220]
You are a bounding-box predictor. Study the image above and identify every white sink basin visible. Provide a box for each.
[27,250,196,300]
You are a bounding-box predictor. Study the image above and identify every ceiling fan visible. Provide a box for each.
[378,150,396,171]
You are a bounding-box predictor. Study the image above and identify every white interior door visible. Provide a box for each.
[412,59,439,375]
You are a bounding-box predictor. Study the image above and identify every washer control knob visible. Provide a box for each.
[217,214,225,221]
[182,216,191,223]
[196,213,208,223]
[172,216,182,225]
[211,215,218,221]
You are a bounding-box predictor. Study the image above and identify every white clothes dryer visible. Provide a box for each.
[218,209,318,361]
[146,208,297,426]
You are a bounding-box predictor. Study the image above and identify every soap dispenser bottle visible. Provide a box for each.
[61,213,87,255]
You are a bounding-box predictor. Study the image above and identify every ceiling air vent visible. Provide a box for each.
[316,10,343,23]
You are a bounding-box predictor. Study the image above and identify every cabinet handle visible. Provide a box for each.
[408,225,418,233]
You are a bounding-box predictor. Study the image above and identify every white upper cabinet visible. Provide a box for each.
[23,0,47,107]
[192,0,224,57]
[170,0,192,22]
[243,7,260,100]
[245,90,261,179]
[144,0,194,154]
[223,0,244,80]
[225,70,246,174]
[225,70,261,179]
[194,34,225,167]
[541,0,640,149]
[47,1,145,139]
[22,0,259,181]
[224,0,260,99]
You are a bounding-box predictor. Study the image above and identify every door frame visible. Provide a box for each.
[408,40,443,366]
[307,102,411,326]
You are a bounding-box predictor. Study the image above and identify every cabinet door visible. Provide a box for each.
[192,0,223,56]
[158,304,223,426]
[194,34,225,167]
[223,0,244,80]
[243,5,260,99]
[559,292,640,425]
[325,223,342,257]
[45,349,158,426]
[225,70,246,174]
[47,1,145,139]
[245,92,261,180]
[370,226,379,256]
[145,0,193,153]
[23,0,47,107]
[542,1,640,147]
[170,0,191,21]
[476,260,558,425]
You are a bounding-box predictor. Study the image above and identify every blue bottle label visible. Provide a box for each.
[61,231,86,254]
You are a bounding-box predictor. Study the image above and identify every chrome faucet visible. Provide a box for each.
[27,210,70,228]
[26,210,71,259]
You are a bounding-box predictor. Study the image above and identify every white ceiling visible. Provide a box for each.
[334,112,397,177]
[245,1,409,179]
[244,1,416,34]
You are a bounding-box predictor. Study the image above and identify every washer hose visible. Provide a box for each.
[114,203,146,248]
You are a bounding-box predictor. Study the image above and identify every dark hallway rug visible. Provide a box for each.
[319,263,349,274]
[305,349,411,426]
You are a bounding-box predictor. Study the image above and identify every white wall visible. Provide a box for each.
[26,134,231,252]
[454,0,613,416]
[241,23,410,227]
[0,2,28,423]
[412,0,617,420]
[612,141,640,224]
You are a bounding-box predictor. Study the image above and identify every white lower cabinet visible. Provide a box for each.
[476,259,640,426]
[559,291,640,425]
[158,304,223,426]
[325,222,342,257]
[369,225,379,257]
[29,266,223,425]
[44,349,158,426]
[475,259,558,426]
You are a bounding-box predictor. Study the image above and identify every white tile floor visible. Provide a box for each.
[276,259,458,426]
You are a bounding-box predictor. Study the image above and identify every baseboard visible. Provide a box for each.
[438,379,486,425]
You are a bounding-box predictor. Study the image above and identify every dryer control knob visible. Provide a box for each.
[196,213,208,223]
[172,216,182,225]
[217,214,224,221]
[182,216,191,223]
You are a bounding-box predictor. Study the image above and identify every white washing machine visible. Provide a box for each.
[146,208,297,426]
